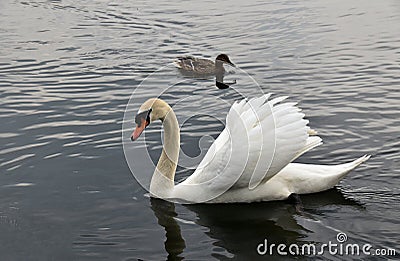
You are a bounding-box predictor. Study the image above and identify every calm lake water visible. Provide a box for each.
[1,0,399,260]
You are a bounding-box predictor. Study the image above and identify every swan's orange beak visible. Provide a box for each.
[131,108,152,141]
[131,118,146,141]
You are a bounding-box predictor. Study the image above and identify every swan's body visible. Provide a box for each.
[173,54,235,75]
[131,94,370,204]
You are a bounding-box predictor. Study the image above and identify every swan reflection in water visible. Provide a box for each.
[150,198,186,261]
[150,189,363,260]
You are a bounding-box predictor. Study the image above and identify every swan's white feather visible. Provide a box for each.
[174,94,321,201]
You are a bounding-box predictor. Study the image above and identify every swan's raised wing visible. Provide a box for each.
[176,94,321,202]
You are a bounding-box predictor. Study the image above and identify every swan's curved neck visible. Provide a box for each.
[150,108,180,197]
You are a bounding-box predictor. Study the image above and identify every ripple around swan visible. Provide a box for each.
[0,0,400,260]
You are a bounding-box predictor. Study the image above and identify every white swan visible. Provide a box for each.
[131,94,370,203]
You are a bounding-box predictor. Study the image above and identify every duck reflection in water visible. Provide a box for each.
[174,54,237,89]
[150,189,363,260]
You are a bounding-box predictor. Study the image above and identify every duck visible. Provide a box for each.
[173,54,235,75]
[130,94,370,203]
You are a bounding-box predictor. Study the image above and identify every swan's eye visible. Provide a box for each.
[135,109,152,127]
[146,108,152,124]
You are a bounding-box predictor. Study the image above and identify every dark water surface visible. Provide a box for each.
[1,0,399,260]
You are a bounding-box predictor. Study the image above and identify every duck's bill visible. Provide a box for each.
[131,124,145,141]
[227,62,236,68]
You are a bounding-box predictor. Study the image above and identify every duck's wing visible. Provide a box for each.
[176,94,321,202]
[173,56,214,73]
[173,56,193,69]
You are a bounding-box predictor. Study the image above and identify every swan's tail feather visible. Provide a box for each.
[282,154,371,195]
[318,154,371,191]
[340,154,371,171]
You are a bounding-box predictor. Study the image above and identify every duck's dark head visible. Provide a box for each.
[216,54,235,67]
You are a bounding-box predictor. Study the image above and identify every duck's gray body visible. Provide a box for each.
[174,54,234,76]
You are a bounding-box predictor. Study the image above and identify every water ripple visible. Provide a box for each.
[0,0,399,260]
